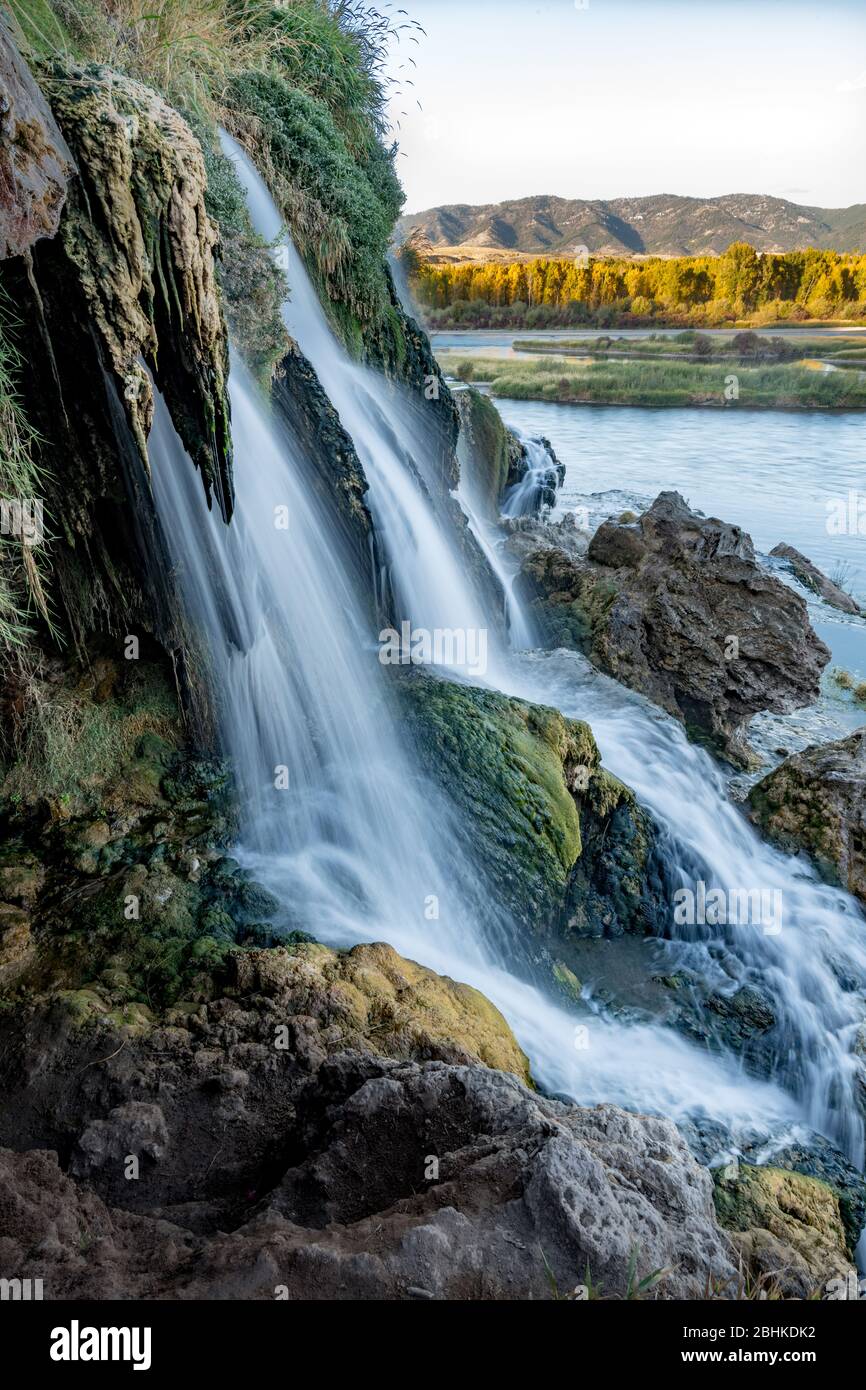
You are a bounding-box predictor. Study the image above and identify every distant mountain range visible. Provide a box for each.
[396,194,866,261]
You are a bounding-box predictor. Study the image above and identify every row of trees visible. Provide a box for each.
[411,244,866,323]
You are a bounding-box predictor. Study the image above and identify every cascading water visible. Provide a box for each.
[453,411,534,649]
[149,368,790,1133]
[142,133,807,1142]
[218,130,506,686]
[502,434,562,518]
[505,650,866,1165]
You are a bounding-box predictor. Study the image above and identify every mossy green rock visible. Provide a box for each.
[454,386,525,523]
[231,940,532,1083]
[394,669,656,936]
[38,60,232,513]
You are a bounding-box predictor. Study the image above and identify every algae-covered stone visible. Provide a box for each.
[455,386,525,523]
[713,1163,854,1297]
[230,941,531,1083]
[0,14,73,259]
[394,668,659,937]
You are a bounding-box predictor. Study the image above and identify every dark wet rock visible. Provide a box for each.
[454,385,526,523]
[517,491,829,765]
[0,16,73,259]
[272,342,376,607]
[0,1058,736,1300]
[748,729,866,905]
[770,543,862,616]
[705,986,776,1046]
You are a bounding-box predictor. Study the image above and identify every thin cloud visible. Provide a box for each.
[836,71,866,92]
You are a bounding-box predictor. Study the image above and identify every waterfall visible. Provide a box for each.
[166,130,866,1173]
[218,130,505,686]
[502,434,562,518]
[139,136,804,1143]
[148,367,789,1135]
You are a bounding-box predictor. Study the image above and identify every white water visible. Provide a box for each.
[218,130,506,685]
[148,370,788,1135]
[148,132,866,1160]
[502,434,561,518]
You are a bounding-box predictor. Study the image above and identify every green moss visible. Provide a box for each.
[552,960,582,1001]
[1,657,180,809]
[394,670,598,931]
[455,386,518,520]
[226,70,403,359]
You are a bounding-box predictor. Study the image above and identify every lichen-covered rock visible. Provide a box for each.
[714,1164,855,1298]
[0,16,73,259]
[36,60,231,514]
[748,729,866,904]
[518,492,829,765]
[0,1063,737,1300]
[394,669,660,938]
[230,941,531,1082]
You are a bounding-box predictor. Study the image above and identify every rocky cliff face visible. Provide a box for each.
[0,58,232,668]
[0,1056,739,1300]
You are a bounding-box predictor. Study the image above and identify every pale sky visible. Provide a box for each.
[386,0,866,213]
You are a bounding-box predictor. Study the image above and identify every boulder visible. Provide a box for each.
[454,384,526,523]
[70,1102,169,1179]
[770,543,862,616]
[748,729,866,904]
[714,1163,855,1298]
[0,15,73,259]
[518,492,829,764]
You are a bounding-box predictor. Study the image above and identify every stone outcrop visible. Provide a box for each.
[0,1059,737,1300]
[518,492,829,765]
[770,543,862,616]
[0,55,235,662]
[748,729,866,904]
[714,1164,855,1298]
[272,342,376,608]
[0,15,73,259]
